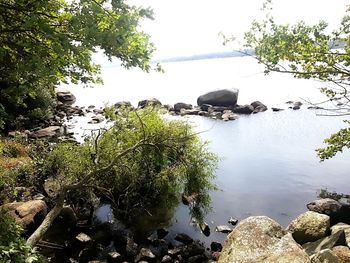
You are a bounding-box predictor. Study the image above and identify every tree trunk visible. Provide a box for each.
[26,191,65,247]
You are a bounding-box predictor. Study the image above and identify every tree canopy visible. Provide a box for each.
[0,0,155,129]
[242,1,350,160]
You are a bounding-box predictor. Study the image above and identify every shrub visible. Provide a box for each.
[0,210,45,263]
[43,108,218,222]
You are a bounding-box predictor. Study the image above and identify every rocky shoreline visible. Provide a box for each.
[7,88,313,142]
[3,194,350,262]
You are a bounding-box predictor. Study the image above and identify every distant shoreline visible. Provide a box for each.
[152,49,254,64]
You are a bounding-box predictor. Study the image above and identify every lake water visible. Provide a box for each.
[65,56,350,247]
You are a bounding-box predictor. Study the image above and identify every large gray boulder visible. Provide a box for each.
[287,211,330,244]
[218,216,310,263]
[197,89,239,107]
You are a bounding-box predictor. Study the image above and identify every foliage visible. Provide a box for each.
[42,108,217,222]
[0,210,45,263]
[0,138,36,203]
[0,0,155,130]
[241,1,350,160]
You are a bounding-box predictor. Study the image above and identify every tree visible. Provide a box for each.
[0,0,156,129]
[26,108,217,247]
[241,1,350,160]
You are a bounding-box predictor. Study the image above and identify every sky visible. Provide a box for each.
[128,0,349,58]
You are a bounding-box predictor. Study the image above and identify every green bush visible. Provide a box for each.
[0,210,45,263]
[43,108,218,222]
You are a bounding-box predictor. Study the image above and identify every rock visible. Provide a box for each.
[157,228,169,239]
[57,206,78,227]
[332,246,350,263]
[93,108,104,114]
[88,115,104,124]
[138,98,162,108]
[210,111,222,119]
[56,88,76,104]
[188,254,207,263]
[168,247,182,257]
[331,223,350,247]
[308,106,324,110]
[287,211,330,244]
[251,101,268,113]
[272,107,284,112]
[215,225,232,233]
[135,247,156,262]
[174,233,193,245]
[211,251,221,261]
[221,112,238,121]
[197,89,239,107]
[107,251,123,263]
[302,230,346,256]
[174,102,192,112]
[294,101,303,107]
[198,111,210,117]
[125,236,138,258]
[208,106,230,113]
[307,198,350,224]
[180,109,200,115]
[228,217,238,226]
[219,216,310,263]
[233,104,254,114]
[161,255,173,262]
[183,243,205,257]
[76,233,92,245]
[200,222,210,236]
[210,242,222,252]
[293,105,301,110]
[1,200,47,230]
[200,104,212,111]
[310,249,340,263]
[29,126,62,138]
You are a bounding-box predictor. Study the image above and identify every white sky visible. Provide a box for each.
[128,0,349,58]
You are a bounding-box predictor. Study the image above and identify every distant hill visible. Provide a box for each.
[153,49,254,63]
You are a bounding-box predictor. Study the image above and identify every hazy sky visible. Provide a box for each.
[129,0,349,58]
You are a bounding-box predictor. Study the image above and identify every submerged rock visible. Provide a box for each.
[197,89,239,107]
[287,211,330,244]
[218,216,310,263]
[174,233,193,245]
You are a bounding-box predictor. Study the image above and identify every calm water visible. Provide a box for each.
[65,56,350,247]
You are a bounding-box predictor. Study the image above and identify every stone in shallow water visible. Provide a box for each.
[174,233,193,245]
[215,225,232,233]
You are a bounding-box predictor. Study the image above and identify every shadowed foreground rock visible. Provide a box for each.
[218,216,310,263]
